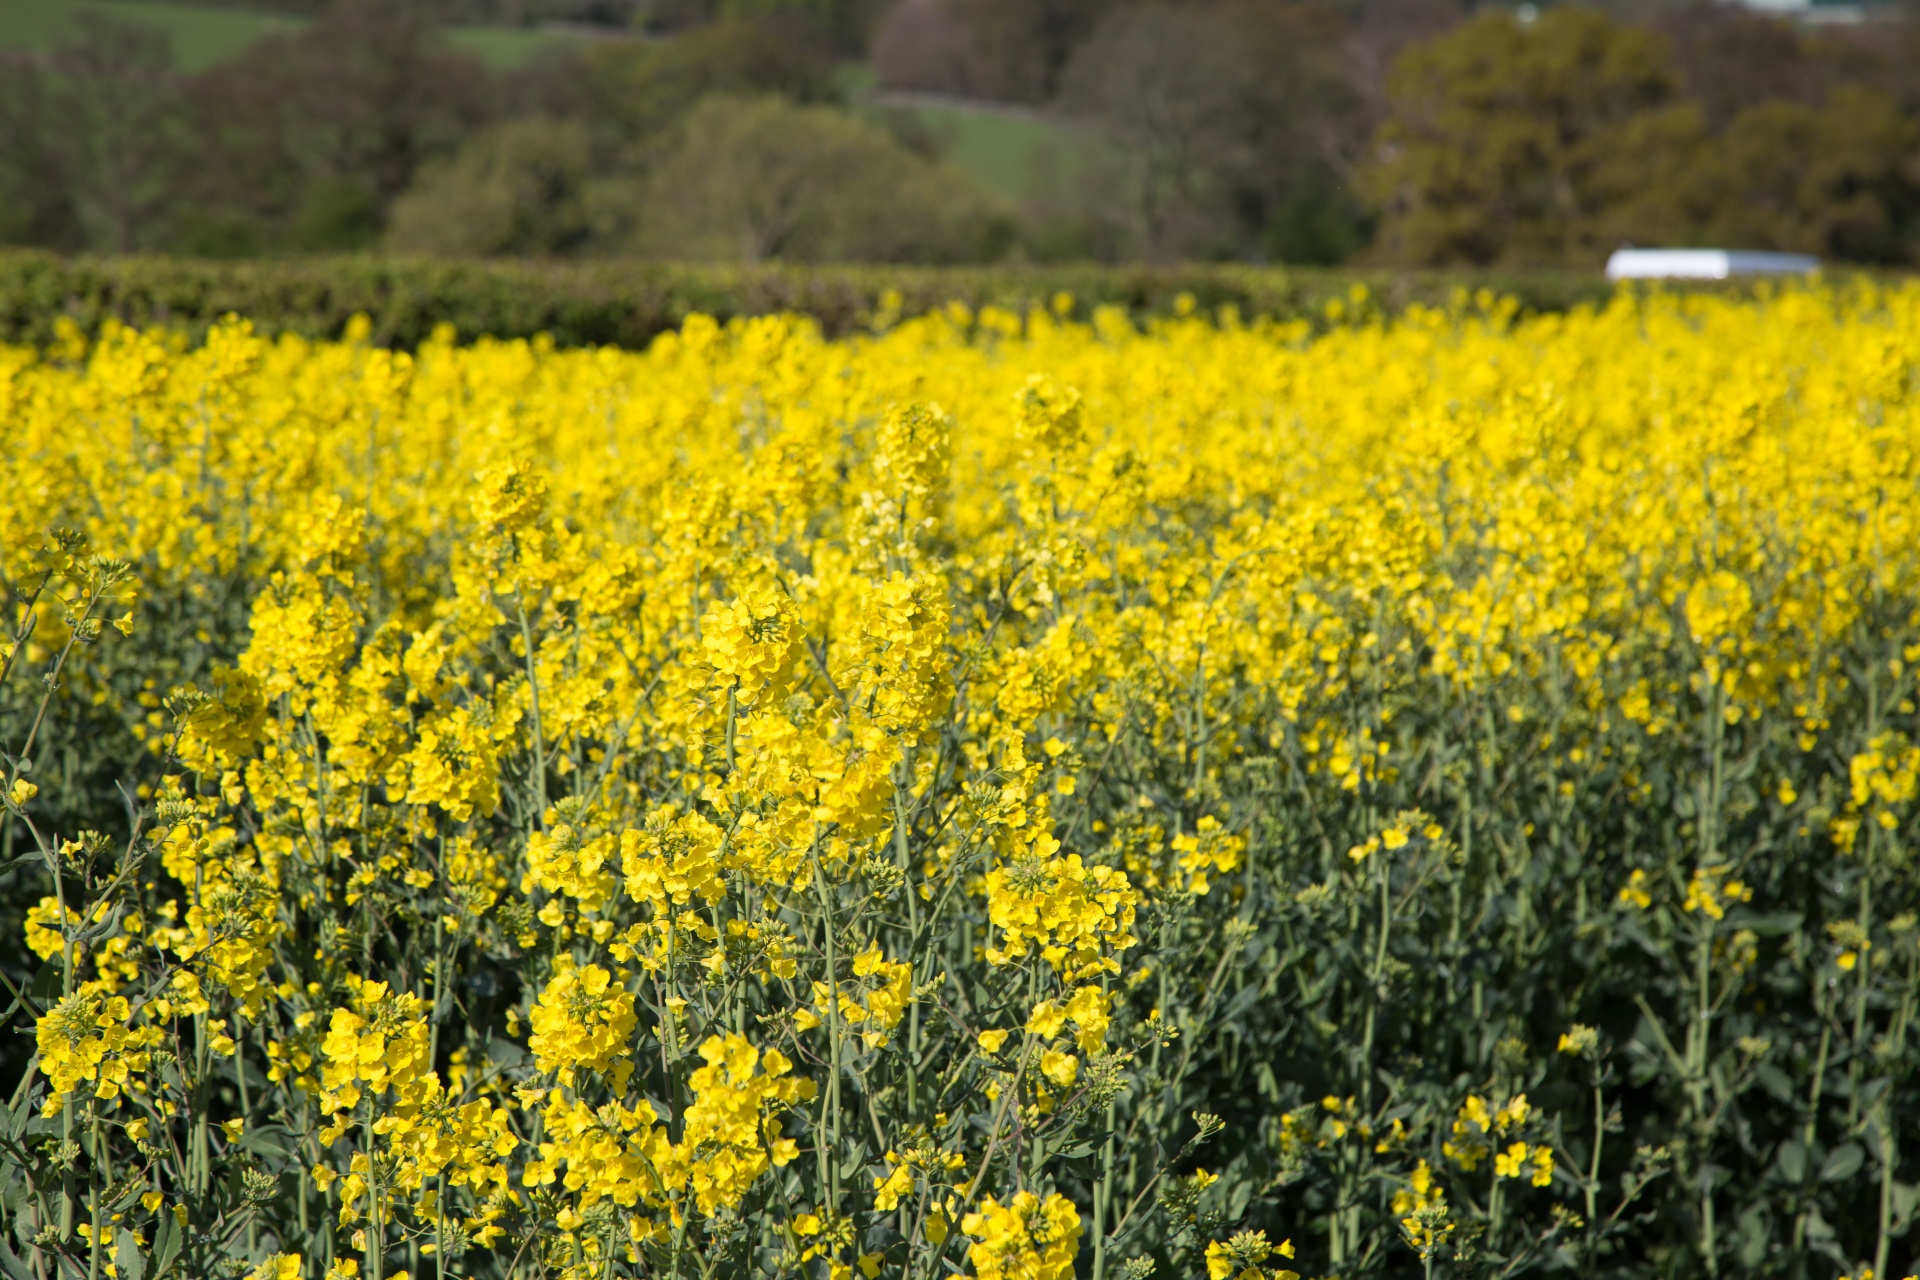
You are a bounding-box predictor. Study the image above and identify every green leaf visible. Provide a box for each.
[115,1228,145,1280]
[1225,1177,1253,1220]
[484,1037,529,1070]
[1891,1180,1919,1234]
[1736,910,1803,936]
[0,960,59,1027]
[239,1122,296,1162]
[6,1082,33,1143]
[0,1233,34,1280]
[1734,1202,1769,1269]
[27,961,60,1010]
[1819,1143,1865,1184]
[1775,1140,1806,1183]
[1754,1063,1794,1104]
[152,1210,181,1279]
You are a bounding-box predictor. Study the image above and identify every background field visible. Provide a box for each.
[0,0,1096,210]
[0,0,597,67]
[7,0,1920,268]
[865,94,1102,205]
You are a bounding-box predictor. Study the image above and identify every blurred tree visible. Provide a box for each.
[960,0,1118,101]
[1687,87,1920,262]
[1571,93,1711,250]
[172,1,493,254]
[1364,5,1920,266]
[1877,10,1920,117]
[1059,4,1255,257]
[629,0,886,47]
[872,0,983,97]
[1658,5,1903,129]
[1343,0,1467,124]
[386,116,596,255]
[41,15,183,253]
[1362,7,1704,265]
[1058,1,1365,262]
[873,0,1117,101]
[0,55,85,251]
[628,95,1011,260]
[1263,166,1372,266]
[529,17,838,147]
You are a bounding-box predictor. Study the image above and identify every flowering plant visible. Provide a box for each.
[3,286,1920,1280]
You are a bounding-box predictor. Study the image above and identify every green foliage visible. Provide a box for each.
[1056,0,1364,263]
[627,95,1013,263]
[0,5,496,259]
[554,18,841,146]
[0,0,311,72]
[0,52,83,251]
[0,250,1618,349]
[0,0,602,71]
[1686,87,1920,265]
[4,14,183,255]
[387,117,598,258]
[1365,8,1692,267]
[856,100,1102,211]
[172,5,494,256]
[1365,6,1920,267]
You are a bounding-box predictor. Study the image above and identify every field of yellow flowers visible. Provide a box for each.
[1,283,1918,1280]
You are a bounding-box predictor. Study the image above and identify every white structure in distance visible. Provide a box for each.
[1731,0,1868,22]
[1605,249,1821,281]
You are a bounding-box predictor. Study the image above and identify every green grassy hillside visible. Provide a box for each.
[0,0,594,69]
[871,95,1105,205]
[4,4,1083,204]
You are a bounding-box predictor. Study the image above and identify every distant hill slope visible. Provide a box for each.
[866,92,1104,206]
[0,0,599,69]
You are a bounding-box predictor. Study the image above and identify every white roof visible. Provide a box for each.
[1606,249,1821,280]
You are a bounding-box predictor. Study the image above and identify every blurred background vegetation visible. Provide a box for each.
[4,0,1920,267]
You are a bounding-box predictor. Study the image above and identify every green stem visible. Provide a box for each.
[86,1111,101,1280]
[812,847,842,1207]
[1093,1097,1116,1280]
[1789,1006,1833,1261]
[1875,1097,1895,1280]
[1585,1069,1604,1268]
[894,779,921,1117]
[519,604,548,827]
[365,1108,383,1280]
[235,1017,256,1256]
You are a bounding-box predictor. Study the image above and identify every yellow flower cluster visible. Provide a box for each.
[670,1034,809,1214]
[1833,731,1920,852]
[527,958,638,1090]
[807,942,914,1048]
[984,845,1138,980]
[1444,1094,1546,1177]
[319,980,432,1119]
[1392,1161,1452,1259]
[1206,1230,1297,1280]
[1682,865,1754,921]
[523,1032,807,1224]
[34,992,158,1114]
[961,1192,1082,1280]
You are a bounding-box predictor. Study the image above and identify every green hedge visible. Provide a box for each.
[0,251,1623,349]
